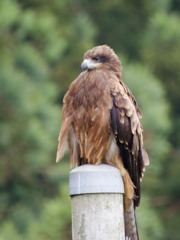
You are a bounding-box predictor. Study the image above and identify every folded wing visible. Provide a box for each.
[110,80,149,207]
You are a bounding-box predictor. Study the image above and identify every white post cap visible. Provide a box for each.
[69,164,124,196]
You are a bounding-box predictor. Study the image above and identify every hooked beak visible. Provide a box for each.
[81,61,88,71]
[81,58,100,71]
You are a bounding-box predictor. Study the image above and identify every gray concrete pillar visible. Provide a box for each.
[69,164,125,240]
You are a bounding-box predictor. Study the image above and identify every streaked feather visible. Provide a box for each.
[110,78,148,207]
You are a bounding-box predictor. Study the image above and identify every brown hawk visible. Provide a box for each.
[56,45,149,240]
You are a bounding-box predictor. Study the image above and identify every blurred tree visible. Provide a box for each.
[0,0,64,235]
[78,0,157,59]
[170,0,180,12]
[0,37,61,233]
[141,11,180,144]
[0,184,71,240]
[141,10,180,239]
[26,184,71,240]
[136,196,164,240]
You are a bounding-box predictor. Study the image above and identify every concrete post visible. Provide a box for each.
[69,164,125,240]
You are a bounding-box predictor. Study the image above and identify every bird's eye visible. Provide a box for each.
[92,56,99,61]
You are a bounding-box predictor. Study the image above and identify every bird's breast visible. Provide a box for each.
[70,72,113,164]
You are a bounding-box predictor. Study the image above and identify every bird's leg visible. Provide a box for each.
[109,158,134,211]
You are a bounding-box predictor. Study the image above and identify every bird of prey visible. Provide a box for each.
[56,45,149,240]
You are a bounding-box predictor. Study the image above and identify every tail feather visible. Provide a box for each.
[124,201,139,240]
[56,117,72,162]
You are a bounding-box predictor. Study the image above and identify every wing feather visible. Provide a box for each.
[110,80,149,207]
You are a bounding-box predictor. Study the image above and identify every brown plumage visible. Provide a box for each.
[56,45,149,240]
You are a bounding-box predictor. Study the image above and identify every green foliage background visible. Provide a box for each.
[0,0,179,239]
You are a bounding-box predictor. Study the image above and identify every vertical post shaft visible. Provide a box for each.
[69,164,125,240]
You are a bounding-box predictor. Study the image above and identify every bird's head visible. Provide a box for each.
[81,45,122,76]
